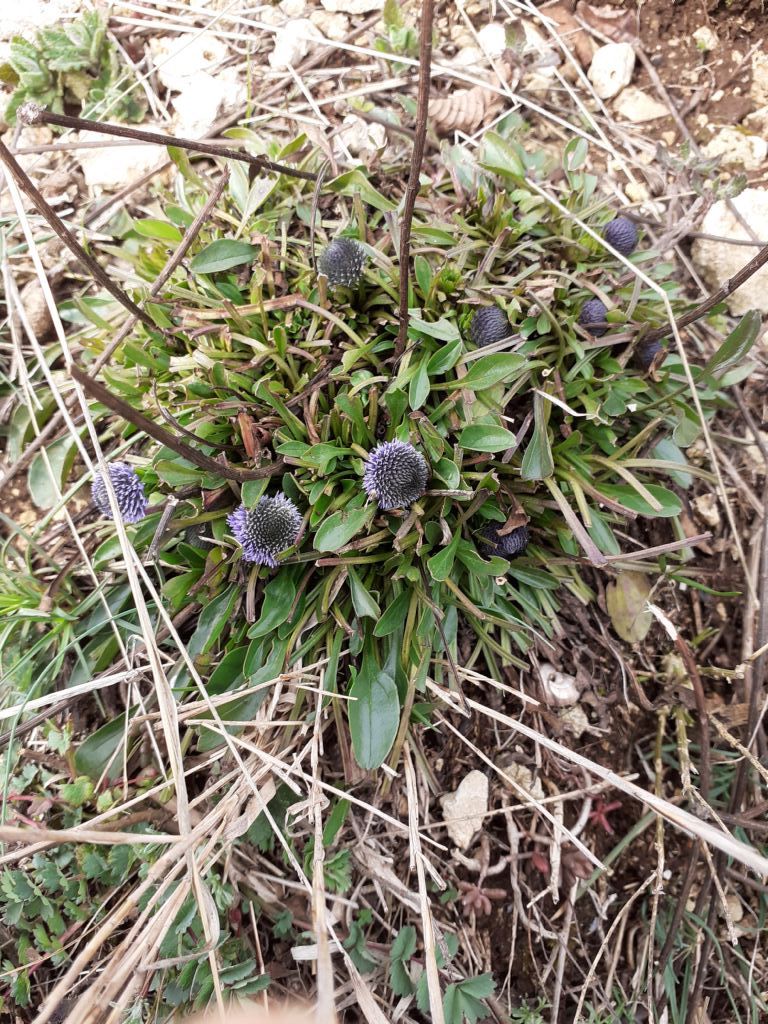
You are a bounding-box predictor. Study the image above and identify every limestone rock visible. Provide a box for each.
[588,42,635,100]
[614,86,668,123]
[691,189,768,314]
[751,49,768,108]
[702,127,767,171]
[75,131,167,190]
[337,114,386,156]
[320,0,383,13]
[310,10,350,40]
[149,33,229,93]
[477,22,507,59]
[440,770,488,850]
[693,26,718,52]
[269,18,323,69]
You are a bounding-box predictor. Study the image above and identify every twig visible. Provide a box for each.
[17,103,317,182]
[640,244,768,347]
[0,136,156,330]
[394,0,435,359]
[70,364,283,483]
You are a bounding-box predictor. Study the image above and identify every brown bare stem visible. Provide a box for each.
[18,103,316,182]
[70,364,283,483]
[0,136,156,330]
[394,0,435,360]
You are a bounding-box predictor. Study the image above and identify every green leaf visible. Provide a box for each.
[408,314,460,342]
[190,239,258,274]
[314,506,374,552]
[75,712,131,780]
[348,567,380,619]
[414,254,432,296]
[704,309,761,378]
[374,589,411,636]
[599,483,682,518]
[408,358,430,410]
[427,338,463,375]
[249,574,297,637]
[134,218,183,243]
[28,437,76,510]
[458,424,517,453]
[520,393,553,480]
[327,169,396,211]
[458,353,526,391]
[207,645,249,694]
[480,131,525,177]
[427,530,460,581]
[348,650,399,770]
[187,584,239,657]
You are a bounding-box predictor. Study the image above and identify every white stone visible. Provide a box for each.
[269,18,323,69]
[693,26,718,51]
[702,127,767,172]
[149,33,230,93]
[172,71,246,137]
[320,0,383,13]
[539,662,580,707]
[0,0,81,42]
[693,493,720,529]
[337,114,386,156]
[310,10,350,41]
[279,0,306,16]
[75,131,167,190]
[751,49,768,107]
[502,761,544,801]
[692,189,768,314]
[477,22,507,59]
[588,42,635,100]
[450,45,485,70]
[440,770,488,850]
[744,105,768,135]
[614,87,668,122]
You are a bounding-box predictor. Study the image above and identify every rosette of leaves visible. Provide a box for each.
[1,10,146,125]
[54,118,763,784]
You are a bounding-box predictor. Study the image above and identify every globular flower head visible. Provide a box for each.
[92,462,148,524]
[227,493,302,567]
[603,216,638,256]
[469,305,511,348]
[319,236,366,288]
[578,297,609,337]
[635,337,666,372]
[363,441,429,511]
[483,523,530,559]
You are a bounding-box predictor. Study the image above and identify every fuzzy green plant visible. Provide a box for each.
[0,10,146,126]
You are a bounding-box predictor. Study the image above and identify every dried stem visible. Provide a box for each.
[0,136,156,330]
[641,243,768,347]
[70,364,283,483]
[18,103,316,182]
[394,0,435,359]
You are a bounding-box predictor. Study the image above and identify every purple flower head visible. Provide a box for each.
[603,216,638,257]
[469,306,510,348]
[578,297,609,337]
[483,523,530,559]
[92,462,148,524]
[227,493,302,567]
[319,236,366,288]
[363,440,429,511]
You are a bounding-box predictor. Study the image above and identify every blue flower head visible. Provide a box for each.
[483,523,530,559]
[603,216,638,256]
[318,236,366,288]
[92,462,148,524]
[363,441,429,511]
[227,493,302,567]
[469,306,510,348]
[578,298,608,337]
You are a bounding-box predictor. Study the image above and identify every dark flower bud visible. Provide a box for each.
[469,306,511,348]
[579,297,609,337]
[483,523,530,559]
[363,440,429,510]
[635,337,666,372]
[227,494,302,567]
[92,462,148,524]
[603,216,638,256]
[318,236,366,287]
